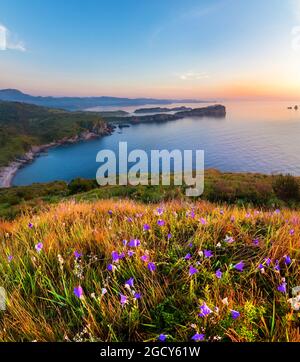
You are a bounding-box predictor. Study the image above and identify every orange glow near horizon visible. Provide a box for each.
[1,61,300,101]
[15,81,299,101]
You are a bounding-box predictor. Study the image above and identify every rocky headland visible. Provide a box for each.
[134,106,192,114]
[126,104,226,123]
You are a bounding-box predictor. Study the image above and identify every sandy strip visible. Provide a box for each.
[0,162,22,188]
[0,150,35,188]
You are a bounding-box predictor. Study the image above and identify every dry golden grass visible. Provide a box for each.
[0,199,299,341]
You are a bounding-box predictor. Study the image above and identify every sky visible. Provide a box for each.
[1,0,300,100]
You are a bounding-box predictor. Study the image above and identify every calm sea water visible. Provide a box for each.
[13,101,300,186]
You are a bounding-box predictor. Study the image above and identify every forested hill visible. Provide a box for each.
[0,101,110,167]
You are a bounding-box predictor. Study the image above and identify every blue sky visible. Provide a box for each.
[1,0,300,99]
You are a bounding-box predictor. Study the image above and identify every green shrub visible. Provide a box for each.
[272,174,299,201]
[68,178,98,194]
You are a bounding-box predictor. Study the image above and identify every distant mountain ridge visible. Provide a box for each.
[0,89,203,111]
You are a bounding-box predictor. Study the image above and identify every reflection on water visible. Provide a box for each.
[13,101,300,186]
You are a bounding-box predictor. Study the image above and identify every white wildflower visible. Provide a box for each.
[222,297,229,306]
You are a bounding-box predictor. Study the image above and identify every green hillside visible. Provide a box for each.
[0,101,108,166]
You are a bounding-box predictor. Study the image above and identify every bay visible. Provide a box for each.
[12,100,300,186]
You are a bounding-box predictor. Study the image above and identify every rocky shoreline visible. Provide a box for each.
[0,126,113,188]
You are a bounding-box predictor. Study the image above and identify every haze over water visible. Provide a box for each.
[13,101,300,186]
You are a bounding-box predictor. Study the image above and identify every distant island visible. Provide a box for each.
[134,106,192,114]
[113,104,226,124]
[0,88,209,111]
[287,105,299,110]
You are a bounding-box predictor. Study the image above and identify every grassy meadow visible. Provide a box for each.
[1,170,300,220]
[0,197,299,342]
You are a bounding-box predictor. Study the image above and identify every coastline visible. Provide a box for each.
[0,127,113,188]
